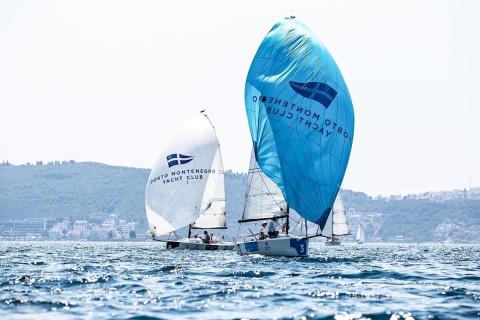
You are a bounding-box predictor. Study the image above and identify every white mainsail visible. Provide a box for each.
[241,150,287,221]
[145,112,224,237]
[332,194,350,236]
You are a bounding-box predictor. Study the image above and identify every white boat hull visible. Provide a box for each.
[325,237,341,246]
[166,240,233,251]
[234,235,308,257]
[325,240,341,246]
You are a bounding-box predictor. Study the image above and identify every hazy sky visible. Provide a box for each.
[1,0,479,196]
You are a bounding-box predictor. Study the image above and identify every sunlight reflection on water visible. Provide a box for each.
[0,242,479,319]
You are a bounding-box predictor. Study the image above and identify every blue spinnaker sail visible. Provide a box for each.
[245,18,354,228]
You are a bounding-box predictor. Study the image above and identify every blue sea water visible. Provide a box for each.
[0,242,479,320]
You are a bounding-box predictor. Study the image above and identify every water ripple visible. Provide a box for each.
[0,242,479,319]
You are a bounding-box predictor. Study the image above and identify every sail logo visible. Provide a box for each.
[289,81,337,109]
[166,154,195,168]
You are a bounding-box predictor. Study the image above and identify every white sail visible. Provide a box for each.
[145,113,223,237]
[242,149,334,237]
[332,194,350,236]
[241,150,287,221]
[191,147,226,229]
[356,225,365,243]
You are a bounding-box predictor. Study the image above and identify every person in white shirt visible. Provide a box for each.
[259,221,267,240]
[267,216,280,238]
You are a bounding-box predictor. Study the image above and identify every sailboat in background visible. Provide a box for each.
[325,194,350,246]
[145,111,233,250]
[356,225,365,244]
[236,16,355,257]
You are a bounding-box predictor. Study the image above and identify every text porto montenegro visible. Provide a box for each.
[253,95,352,143]
[150,169,215,185]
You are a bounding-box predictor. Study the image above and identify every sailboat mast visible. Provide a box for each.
[331,207,334,239]
[286,205,290,235]
[305,219,308,237]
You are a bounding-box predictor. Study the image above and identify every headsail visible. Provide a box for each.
[191,146,226,229]
[145,112,224,237]
[244,17,355,228]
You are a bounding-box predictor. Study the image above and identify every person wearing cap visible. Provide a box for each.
[259,221,267,240]
[267,216,280,238]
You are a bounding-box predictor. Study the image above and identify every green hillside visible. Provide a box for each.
[341,190,480,243]
[0,162,247,233]
[1,162,479,242]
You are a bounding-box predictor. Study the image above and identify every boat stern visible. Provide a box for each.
[235,236,308,257]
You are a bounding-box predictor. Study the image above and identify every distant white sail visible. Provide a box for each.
[332,194,350,236]
[356,225,365,243]
[145,113,223,237]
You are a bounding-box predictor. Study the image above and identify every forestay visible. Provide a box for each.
[145,113,225,237]
[244,17,355,228]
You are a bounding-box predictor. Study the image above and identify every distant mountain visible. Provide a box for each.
[1,161,479,243]
[341,189,480,243]
[0,161,247,234]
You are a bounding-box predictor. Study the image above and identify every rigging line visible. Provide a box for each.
[289,217,302,233]
[255,162,285,210]
[241,152,256,220]
[300,218,304,236]
[247,228,258,241]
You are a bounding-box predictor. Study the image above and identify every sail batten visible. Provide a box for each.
[245,18,354,225]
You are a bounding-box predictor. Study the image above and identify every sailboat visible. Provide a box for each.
[235,150,311,257]
[235,17,355,257]
[145,111,233,250]
[356,225,365,244]
[325,194,350,246]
